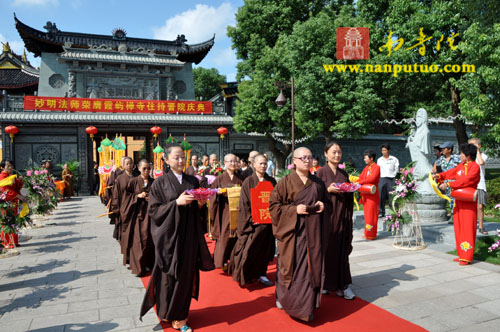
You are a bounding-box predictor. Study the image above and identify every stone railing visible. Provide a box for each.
[2,95,26,112]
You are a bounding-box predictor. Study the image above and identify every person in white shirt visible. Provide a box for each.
[377,144,399,217]
[264,153,275,177]
[469,138,489,235]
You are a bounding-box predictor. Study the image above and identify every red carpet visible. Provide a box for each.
[141,238,427,332]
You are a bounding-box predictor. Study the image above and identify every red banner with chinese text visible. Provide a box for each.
[24,96,212,114]
[250,181,274,225]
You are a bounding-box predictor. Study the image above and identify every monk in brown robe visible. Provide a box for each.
[106,157,125,231]
[61,164,75,197]
[316,142,356,300]
[210,153,243,271]
[185,154,199,176]
[111,157,134,243]
[140,145,214,332]
[269,147,329,322]
[239,150,259,180]
[229,154,276,286]
[119,159,155,276]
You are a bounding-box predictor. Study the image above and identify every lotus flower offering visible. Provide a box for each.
[185,188,218,200]
[333,182,361,192]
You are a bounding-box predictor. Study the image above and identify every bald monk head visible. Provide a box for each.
[224,153,239,173]
[293,147,313,174]
[209,154,219,167]
[248,150,259,168]
[120,156,127,168]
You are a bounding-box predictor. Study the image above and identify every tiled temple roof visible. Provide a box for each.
[0,44,39,89]
[15,15,214,64]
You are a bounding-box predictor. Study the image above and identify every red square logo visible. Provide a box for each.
[336,27,370,60]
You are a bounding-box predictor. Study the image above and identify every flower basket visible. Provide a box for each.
[333,182,361,192]
[185,188,218,200]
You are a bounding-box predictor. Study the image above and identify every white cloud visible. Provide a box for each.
[12,0,58,6]
[153,2,235,43]
[212,46,237,67]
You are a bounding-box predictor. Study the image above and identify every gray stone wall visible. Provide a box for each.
[172,63,195,100]
[38,53,69,97]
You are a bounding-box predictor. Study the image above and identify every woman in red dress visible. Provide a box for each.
[0,160,25,248]
[434,144,480,265]
[357,150,380,240]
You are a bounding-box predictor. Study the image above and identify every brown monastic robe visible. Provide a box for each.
[106,168,123,229]
[239,167,253,180]
[209,171,243,268]
[111,172,133,243]
[140,171,214,321]
[185,165,199,177]
[119,176,155,275]
[229,173,277,286]
[316,165,354,291]
[269,170,330,319]
[61,169,75,197]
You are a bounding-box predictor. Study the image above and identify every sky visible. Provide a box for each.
[0,0,244,81]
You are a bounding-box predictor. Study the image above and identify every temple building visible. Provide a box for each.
[0,16,257,194]
[0,41,38,99]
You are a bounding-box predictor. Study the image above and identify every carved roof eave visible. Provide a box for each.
[15,15,215,64]
[0,50,39,76]
[59,50,186,67]
[0,111,233,126]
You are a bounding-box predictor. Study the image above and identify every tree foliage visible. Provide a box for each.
[193,67,226,101]
[229,0,500,159]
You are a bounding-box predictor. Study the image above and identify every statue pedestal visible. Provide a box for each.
[415,194,448,223]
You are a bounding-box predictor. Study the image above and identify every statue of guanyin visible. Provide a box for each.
[406,108,434,194]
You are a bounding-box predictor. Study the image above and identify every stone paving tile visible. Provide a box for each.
[0,318,33,332]
[469,284,500,301]
[67,296,130,313]
[473,298,500,317]
[100,304,144,321]
[28,310,99,330]
[451,317,500,332]
[420,305,498,331]
[463,272,500,287]
[1,197,500,332]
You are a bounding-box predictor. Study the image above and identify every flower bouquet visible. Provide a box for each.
[488,204,500,257]
[384,209,412,235]
[0,192,32,248]
[391,162,419,211]
[24,169,59,216]
[185,188,218,200]
[210,164,224,176]
[333,182,361,192]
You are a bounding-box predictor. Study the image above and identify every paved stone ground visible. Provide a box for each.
[1,196,500,331]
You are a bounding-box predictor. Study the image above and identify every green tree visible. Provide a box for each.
[371,0,499,149]
[279,6,383,141]
[227,0,332,80]
[229,0,335,168]
[192,67,226,101]
[457,23,500,156]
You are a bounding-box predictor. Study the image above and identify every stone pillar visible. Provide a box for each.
[2,131,12,161]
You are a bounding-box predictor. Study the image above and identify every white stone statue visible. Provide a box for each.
[406,108,433,194]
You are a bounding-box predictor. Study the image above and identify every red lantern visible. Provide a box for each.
[150,126,162,139]
[217,126,228,139]
[85,126,98,141]
[4,125,19,143]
